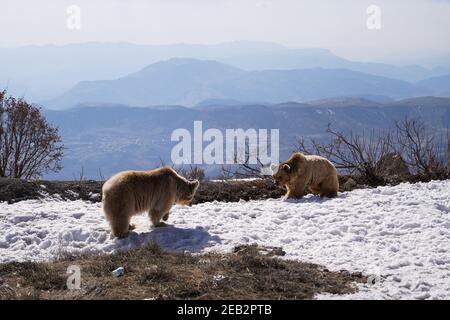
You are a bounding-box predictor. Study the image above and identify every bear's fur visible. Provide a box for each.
[272,152,339,199]
[102,167,199,238]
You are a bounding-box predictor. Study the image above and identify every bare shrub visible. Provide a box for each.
[221,161,266,179]
[0,91,64,179]
[297,124,393,185]
[297,118,449,184]
[221,140,271,179]
[178,165,206,181]
[393,116,449,179]
[72,166,88,199]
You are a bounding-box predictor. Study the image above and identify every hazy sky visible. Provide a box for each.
[0,0,449,60]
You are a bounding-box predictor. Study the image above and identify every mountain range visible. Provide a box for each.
[417,75,450,94]
[43,96,450,179]
[46,58,441,109]
[1,41,449,103]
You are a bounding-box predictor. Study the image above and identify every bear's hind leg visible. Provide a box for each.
[318,175,339,198]
[320,189,337,198]
[308,185,321,195]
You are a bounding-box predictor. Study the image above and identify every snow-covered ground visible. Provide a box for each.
[0,180,449,299]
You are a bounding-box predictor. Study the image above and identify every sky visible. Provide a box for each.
[0,0,449,60]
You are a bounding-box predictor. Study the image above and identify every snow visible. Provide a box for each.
[0,180,449,300]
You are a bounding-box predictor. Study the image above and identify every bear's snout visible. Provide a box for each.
[273,176,282,187]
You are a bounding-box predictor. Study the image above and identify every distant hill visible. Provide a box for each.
[46,59,244,109]
[305,97,383,108]
[46,58,431,109]
[43,96,450,179]
[387,96,450,108]
[194,98,246,109]
[1,41,449,102]
[417,75,450,94]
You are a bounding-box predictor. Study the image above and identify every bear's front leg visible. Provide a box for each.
[149,210,169,227]
[286,179,307,199]
[286,188,303,199]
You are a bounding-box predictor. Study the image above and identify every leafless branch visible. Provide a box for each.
[0,91,64,179]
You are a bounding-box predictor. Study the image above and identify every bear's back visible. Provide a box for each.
[304,154,337,174]
[102,167,177,195]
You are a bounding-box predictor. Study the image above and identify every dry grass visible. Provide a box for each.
[0,243,366,300]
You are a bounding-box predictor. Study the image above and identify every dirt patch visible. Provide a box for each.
[193,179,285,204]
[4,173,428,205]
[0,176,361,205]
[2,168,447,205]
[0,178,101,204]
[0,178,286,204]
[0,244,366,300]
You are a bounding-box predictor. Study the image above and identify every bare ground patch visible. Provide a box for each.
[0,244,366,300]
[0,176,360,204]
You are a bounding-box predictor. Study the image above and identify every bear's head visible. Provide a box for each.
[272,163,292,187]
[272,152,306,187]
[176,179,200,205]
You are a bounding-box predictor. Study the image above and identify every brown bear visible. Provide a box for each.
[102,167,199,238]
[272,152,339,199]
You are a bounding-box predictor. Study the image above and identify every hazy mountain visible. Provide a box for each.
[194,98,246,109]
[43,97,450,179]
[305,97,383,108]
[1,41,449,102]
[379,52,450,69]
[46,58,431,109]
[47,59,244,109]
[416,75,450,94]
[387,96,450,108]
[212,68,429,103]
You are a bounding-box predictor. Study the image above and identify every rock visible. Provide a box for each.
[111,267,125,277]
[343,178,357,191]
[377,153,410,177]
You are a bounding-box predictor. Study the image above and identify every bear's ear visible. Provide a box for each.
[281,164,291,172]
[270,163,279,173]
[191,179,200,188]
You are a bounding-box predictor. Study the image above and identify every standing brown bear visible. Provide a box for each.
[102,167,199,238]
[272,152,339,199]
